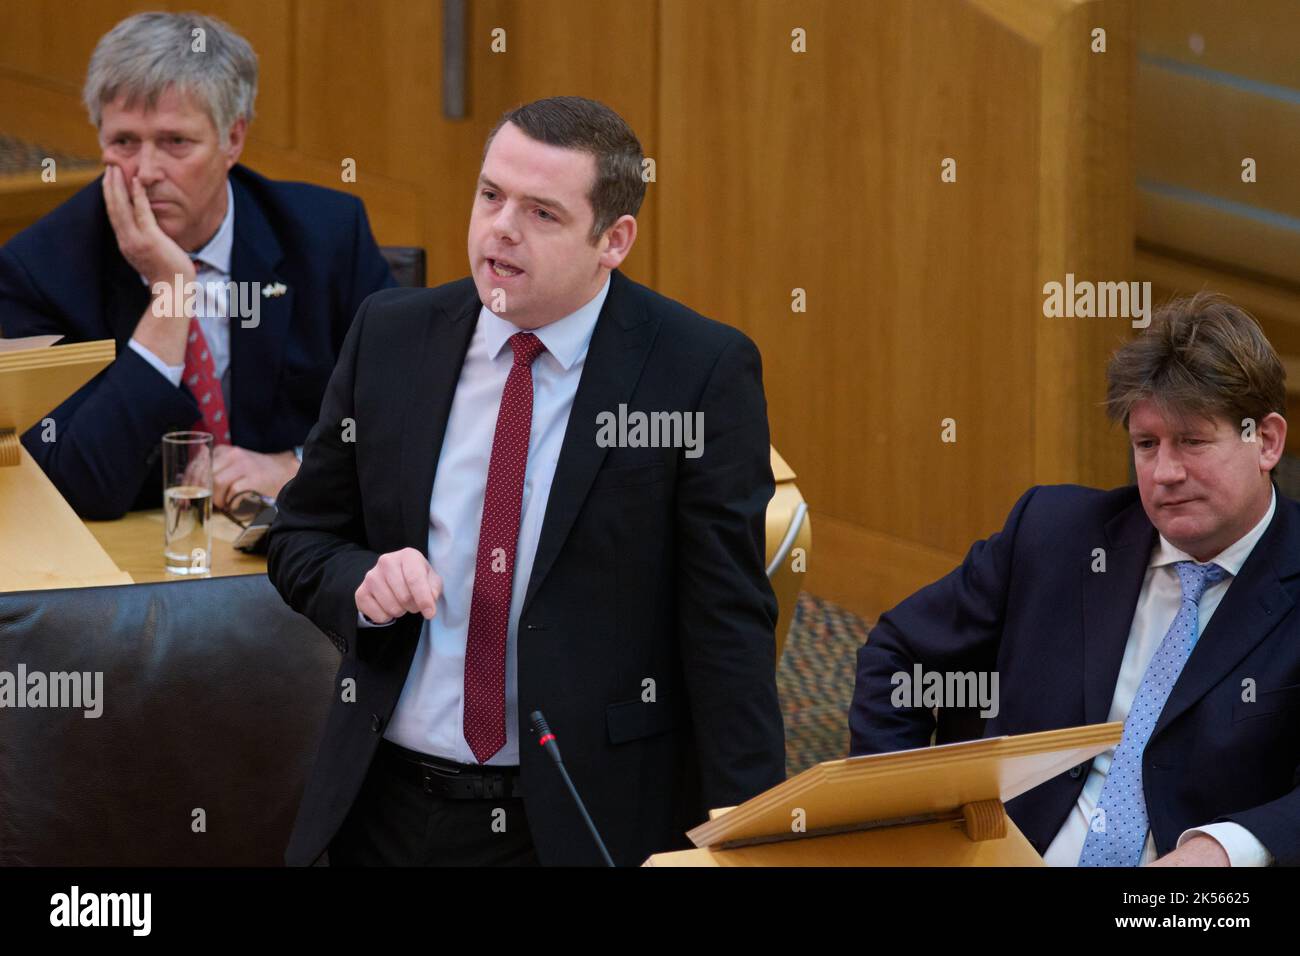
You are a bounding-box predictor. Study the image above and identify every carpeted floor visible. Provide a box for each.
[776,591,873,777]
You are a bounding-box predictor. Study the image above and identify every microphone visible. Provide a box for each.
[529,710,615,867]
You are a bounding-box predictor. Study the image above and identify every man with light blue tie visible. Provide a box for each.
[851,292,1300,866]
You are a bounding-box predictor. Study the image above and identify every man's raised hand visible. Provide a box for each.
[101,164,194,289]
[355,548,443,624]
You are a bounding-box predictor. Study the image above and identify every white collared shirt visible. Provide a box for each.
[1043,487,1278,866]
[128,179,235,399]
[380,275,612,765]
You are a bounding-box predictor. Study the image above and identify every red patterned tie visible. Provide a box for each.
[183,259,231,444]
[463,331,547,763]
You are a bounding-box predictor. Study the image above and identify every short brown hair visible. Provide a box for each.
[1105,292,1287,434]
[483,96,645,243]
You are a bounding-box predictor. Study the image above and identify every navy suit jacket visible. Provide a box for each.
[850,484,1300,865]
[0,163,395,518]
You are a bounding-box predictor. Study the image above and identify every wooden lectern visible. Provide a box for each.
[0,336,133,589]
[644,722,1124,866]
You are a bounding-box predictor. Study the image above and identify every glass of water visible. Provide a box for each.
[162,431,214,575]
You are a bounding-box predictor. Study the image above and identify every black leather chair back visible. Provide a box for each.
[380,245,427,288]
[0,575,338,865]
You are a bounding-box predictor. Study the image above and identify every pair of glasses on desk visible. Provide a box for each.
[217,491,277,553]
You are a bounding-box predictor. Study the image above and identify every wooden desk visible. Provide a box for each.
[17,447,802,597]
[0,446,133,590]
[84,510,267,584]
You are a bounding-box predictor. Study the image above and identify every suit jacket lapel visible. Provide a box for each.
[1154,492,1298,737]
[399,288,478,551]
[228,174,291,444]
[1080,498,1156,726]
[521,270,656,616]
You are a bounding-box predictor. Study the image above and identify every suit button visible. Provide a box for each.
[370,714,383,733]
[1068,764,1083,779]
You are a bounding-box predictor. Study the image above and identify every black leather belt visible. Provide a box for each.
[378,739,523,800]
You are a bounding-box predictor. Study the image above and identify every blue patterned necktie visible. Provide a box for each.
[1078,560,1228,867]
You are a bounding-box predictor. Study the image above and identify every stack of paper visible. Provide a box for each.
[0,336,115,459]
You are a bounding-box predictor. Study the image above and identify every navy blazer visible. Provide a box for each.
[850,484,1300,866]
[0,163,395,518]
[268,272,787,866]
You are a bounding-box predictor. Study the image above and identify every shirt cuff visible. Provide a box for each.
[357,610,395,628]
[127,338,185,387]
[1177,822,1274,867]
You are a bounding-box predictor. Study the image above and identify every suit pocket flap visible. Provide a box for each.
[1233,682,1300,721]
[606,698,675,744]
[590,462,665,491]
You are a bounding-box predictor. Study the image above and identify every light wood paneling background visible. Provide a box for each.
[655,0,1133,615]
[1135,0,1300,449]
[0,0,1137,619]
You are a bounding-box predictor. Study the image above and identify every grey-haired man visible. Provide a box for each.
[0,11,394,518]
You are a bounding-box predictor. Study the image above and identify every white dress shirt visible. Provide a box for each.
[1043,488,1277,867]
[128,179,235,411]
[377,275,611,765]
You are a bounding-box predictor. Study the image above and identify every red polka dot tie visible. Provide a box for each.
[464,331,547,763]
[183,260,231,444]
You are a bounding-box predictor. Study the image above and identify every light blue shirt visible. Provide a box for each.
[379,275,611,765]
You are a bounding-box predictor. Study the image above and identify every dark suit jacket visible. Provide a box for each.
[0,163,395,519]
[267,270,787,866]
[850,484,1300,865]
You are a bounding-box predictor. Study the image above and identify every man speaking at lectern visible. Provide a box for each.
[851,294,1300,867]
[269,97,786,865]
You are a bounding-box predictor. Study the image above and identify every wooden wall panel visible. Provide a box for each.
[1138,0,1300,91]
[1138,189,1300,284]
[199,0,296,151]
[1137,249,1300,358]
[0,70,100,157]
[1135,0,1300,453]
[0,0,145,160]
[0,1,1138,622]
[658,0,1132,616]
[0,1,293,153]
[0,1,145,90]
[1137,66,1300,285]
[467,0,659,286]
[294,0,442,186]
[1138,67,1300,223]
[1032,0,1136,490]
